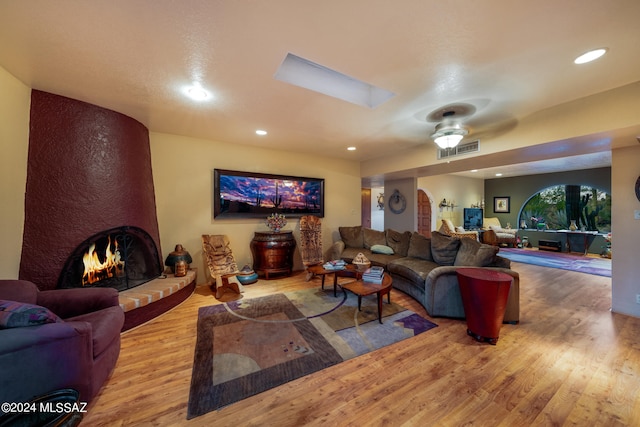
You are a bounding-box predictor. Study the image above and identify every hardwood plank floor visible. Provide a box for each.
[82,260,640,426]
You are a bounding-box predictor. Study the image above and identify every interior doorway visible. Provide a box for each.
[361,188,371,228]
[417,189,432,237]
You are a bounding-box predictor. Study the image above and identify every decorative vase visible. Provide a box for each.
[164,244,192,274]
[520,220,527,229]
[266,213,286,233]
[537,222,546,230]
[569,220,577,231]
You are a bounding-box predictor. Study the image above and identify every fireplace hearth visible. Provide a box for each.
[58,226,162,291]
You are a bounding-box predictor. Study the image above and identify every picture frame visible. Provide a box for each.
[493,196,510,213]
[213,169,324,218]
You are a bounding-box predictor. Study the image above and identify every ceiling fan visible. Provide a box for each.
[425,102,518,150]
[427,103,475,149]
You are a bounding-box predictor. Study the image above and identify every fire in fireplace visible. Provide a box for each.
[58,226,162,291]
[82,235,125,286]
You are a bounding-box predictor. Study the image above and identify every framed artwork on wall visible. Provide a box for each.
[493,196,510,213]
[213,169,324,218]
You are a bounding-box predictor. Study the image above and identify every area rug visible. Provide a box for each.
[186,288,437,419]
[499,248,611,277]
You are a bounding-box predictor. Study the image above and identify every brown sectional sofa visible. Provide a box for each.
[331,226,519,323]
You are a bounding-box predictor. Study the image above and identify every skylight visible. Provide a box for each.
[274,53,395,109]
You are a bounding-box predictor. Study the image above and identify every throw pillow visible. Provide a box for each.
[385,229,411,257]
[430,231,461,265]
[371,244,395,255]
[454,238,499,267]
[407,232,433,261]
[0,300,62,329]
[363,228,386,249]
[455,226,466,233]
[339,226,363,248]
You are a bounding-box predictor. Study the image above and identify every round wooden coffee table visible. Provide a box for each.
[307,263,357,296]
[340,273,393,323]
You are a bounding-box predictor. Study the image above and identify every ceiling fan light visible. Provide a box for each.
[431,122,468,149]
[434,134,464,149]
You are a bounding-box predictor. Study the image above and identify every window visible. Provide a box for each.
[519,185,611,232]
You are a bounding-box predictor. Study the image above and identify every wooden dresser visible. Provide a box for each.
[250,231,297,279]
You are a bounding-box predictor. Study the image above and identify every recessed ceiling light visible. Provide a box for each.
[347,146,356,151]
[255,130,267,136]
[574,48,607,64]
[184,82,210,101]
[470,169,478,173]
[495,173,503,177]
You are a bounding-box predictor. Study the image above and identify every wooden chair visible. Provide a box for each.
[299,215,323,281]
[202,234,242,299]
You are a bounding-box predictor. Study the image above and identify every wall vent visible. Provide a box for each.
[437,140,480,159]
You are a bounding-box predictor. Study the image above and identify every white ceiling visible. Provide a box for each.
[1,1,639,179]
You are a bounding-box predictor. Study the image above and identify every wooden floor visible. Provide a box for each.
[82,260,640,426]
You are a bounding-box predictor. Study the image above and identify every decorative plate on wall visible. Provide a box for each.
[635,175,640,202]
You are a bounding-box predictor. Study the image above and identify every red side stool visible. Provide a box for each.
[456,268,513,345]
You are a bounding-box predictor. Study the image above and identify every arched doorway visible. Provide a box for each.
[417,189,432,237]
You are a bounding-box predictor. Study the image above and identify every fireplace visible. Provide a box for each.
[58,226,162,291]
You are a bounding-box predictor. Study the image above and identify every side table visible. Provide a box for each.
[250,231,296,279]
[456,268,513,345]
[340,273,393,324]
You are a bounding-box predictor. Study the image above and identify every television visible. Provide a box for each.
[463,208,483,230]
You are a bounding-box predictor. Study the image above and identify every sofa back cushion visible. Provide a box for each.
[454,238,499,267]
[385,229,411,257]
[407,232,433,261]
[0,280,39,304]
[430,231,461,265]
[363,228,386,249]
[339,226,364,248]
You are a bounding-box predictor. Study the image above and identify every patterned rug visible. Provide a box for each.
[187,288,437,419]
[500,248,611,277]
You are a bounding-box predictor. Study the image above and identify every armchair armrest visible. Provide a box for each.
[0,322,93,404]
[330,240,346,260]
[37,287,120,319]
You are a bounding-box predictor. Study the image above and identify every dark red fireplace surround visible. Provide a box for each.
[20,90,162,291]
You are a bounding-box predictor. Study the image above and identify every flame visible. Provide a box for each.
[82,235,125,286]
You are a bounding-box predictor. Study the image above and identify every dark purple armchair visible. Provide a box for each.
[0,280,124,404]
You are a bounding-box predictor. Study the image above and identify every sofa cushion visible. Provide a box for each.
[407,232,433,261]
[454,238,499,267]
[340,247,403,268]
[371,244,394,255]
[489,225,517,235]
[0,300,62,329]
[385,229,411,257]
[387,258,440,284]
[430,231,461,265]
[339,226,363,248]
[363,228,386,249]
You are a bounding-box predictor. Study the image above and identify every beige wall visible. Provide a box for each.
[418,175,485,230]
[150,132,362,285]
[0,67,30,278]
[611,144,640,317]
